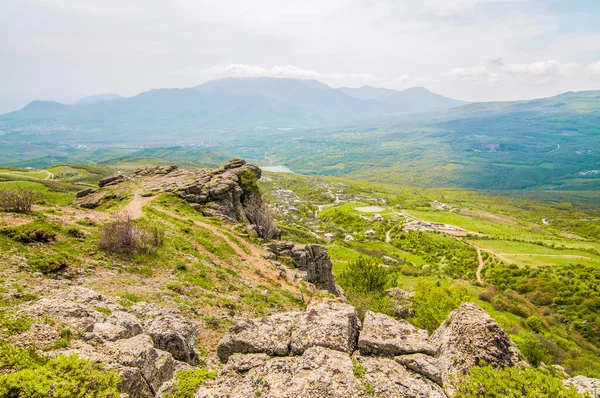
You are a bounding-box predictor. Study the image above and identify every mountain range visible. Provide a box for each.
[0,77,465,136]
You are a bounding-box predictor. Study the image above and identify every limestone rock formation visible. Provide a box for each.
[564,376,600,397]
[204,301,525,398]
[134,165,179,177]
[177,159,261,222]
[290,298,360,355]
[98,174,125,187]
[217,299,358,363]
[395,353,443,386]
[216,311,300,363]
[358,311,435,356]
[264,241,342,296]
[18,287,198,397]
[429,302,521,387]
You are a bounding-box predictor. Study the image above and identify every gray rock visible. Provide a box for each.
[196,347,361,398]
[92,322,130,341]
[564,376,600,398]
[76,188,95,198]
[140,307,199,364]
[290,299,360,355]
[178,159,261,223]
[429,302,521,388]
[108,334,175,395]
[98,174,125,187]
[358,356,447,398]
[358,311,435,356]
[107,310,144,338]
[395,353,443,385]
[217,312,300,363]
[265,242,342,296]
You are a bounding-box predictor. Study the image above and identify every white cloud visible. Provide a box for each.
[501,60,580,78]
[202,64,383,83]
[440,65,500,83]
[589,61,600,76]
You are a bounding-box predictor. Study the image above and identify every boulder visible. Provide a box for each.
[217,312,300,363]
[290,299,360,355]
[358,311,435,356]
[131,303,199,364]
[395,353,443,386]
[197,348,447,398]
[98,174,125,187]
[429,303,521,387]
[358,356,447,398]
[76,188,95,198]
[196,347,362,398]
[564,376,600,398]
[108,334,175,395]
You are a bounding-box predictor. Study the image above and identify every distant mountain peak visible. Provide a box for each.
[75,93,122,105]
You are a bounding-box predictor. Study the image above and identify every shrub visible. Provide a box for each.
[244,194,280,240]
[99,216,164,256]
[0,340,119,397]
[352,360,366,378]
[0,187,38,212]
[339,257,390,296]
[165,369,217,398]
[454,365,585,398]
[513,333,552,367]
[410,281,472,333]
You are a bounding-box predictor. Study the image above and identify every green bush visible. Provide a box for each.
[455,365,587,398]
[0,340,119,397]
[338,257,390,296]
[409,281,472,333]
[0,313,33,335]
[513,333,552,367]
[165,369,217,398]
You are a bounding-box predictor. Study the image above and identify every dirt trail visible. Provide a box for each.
[475,247,485,285]
[119,193,153,219]
[153,207,286,286]
[385,227,394,243]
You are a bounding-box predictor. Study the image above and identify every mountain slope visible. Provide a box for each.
[74,93,122,104]
[340,85,467,114]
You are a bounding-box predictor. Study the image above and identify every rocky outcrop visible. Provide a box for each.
[98,174,125,187]
[130,302,199,364]
[203,301,524,398]
[429,303,521,388]
[265,241,342,296]
[358,311,435,356]
[134,165,179,177]
[18,287,199,397]
[217,299,358,363]
[564,376,600,397]
[177,159,261,223]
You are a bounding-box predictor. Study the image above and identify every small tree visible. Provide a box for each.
[338,257,390,296]
[0,187,38,212]
[244,194,280,240]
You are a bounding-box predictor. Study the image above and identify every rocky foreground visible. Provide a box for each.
[198,299,519,397]
[21,159,599,397]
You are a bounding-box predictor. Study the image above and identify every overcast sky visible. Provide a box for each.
[1,0,600,112]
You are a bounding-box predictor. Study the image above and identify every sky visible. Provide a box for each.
[1,0,600,112]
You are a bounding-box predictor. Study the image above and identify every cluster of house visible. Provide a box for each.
[403,220,455,232]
